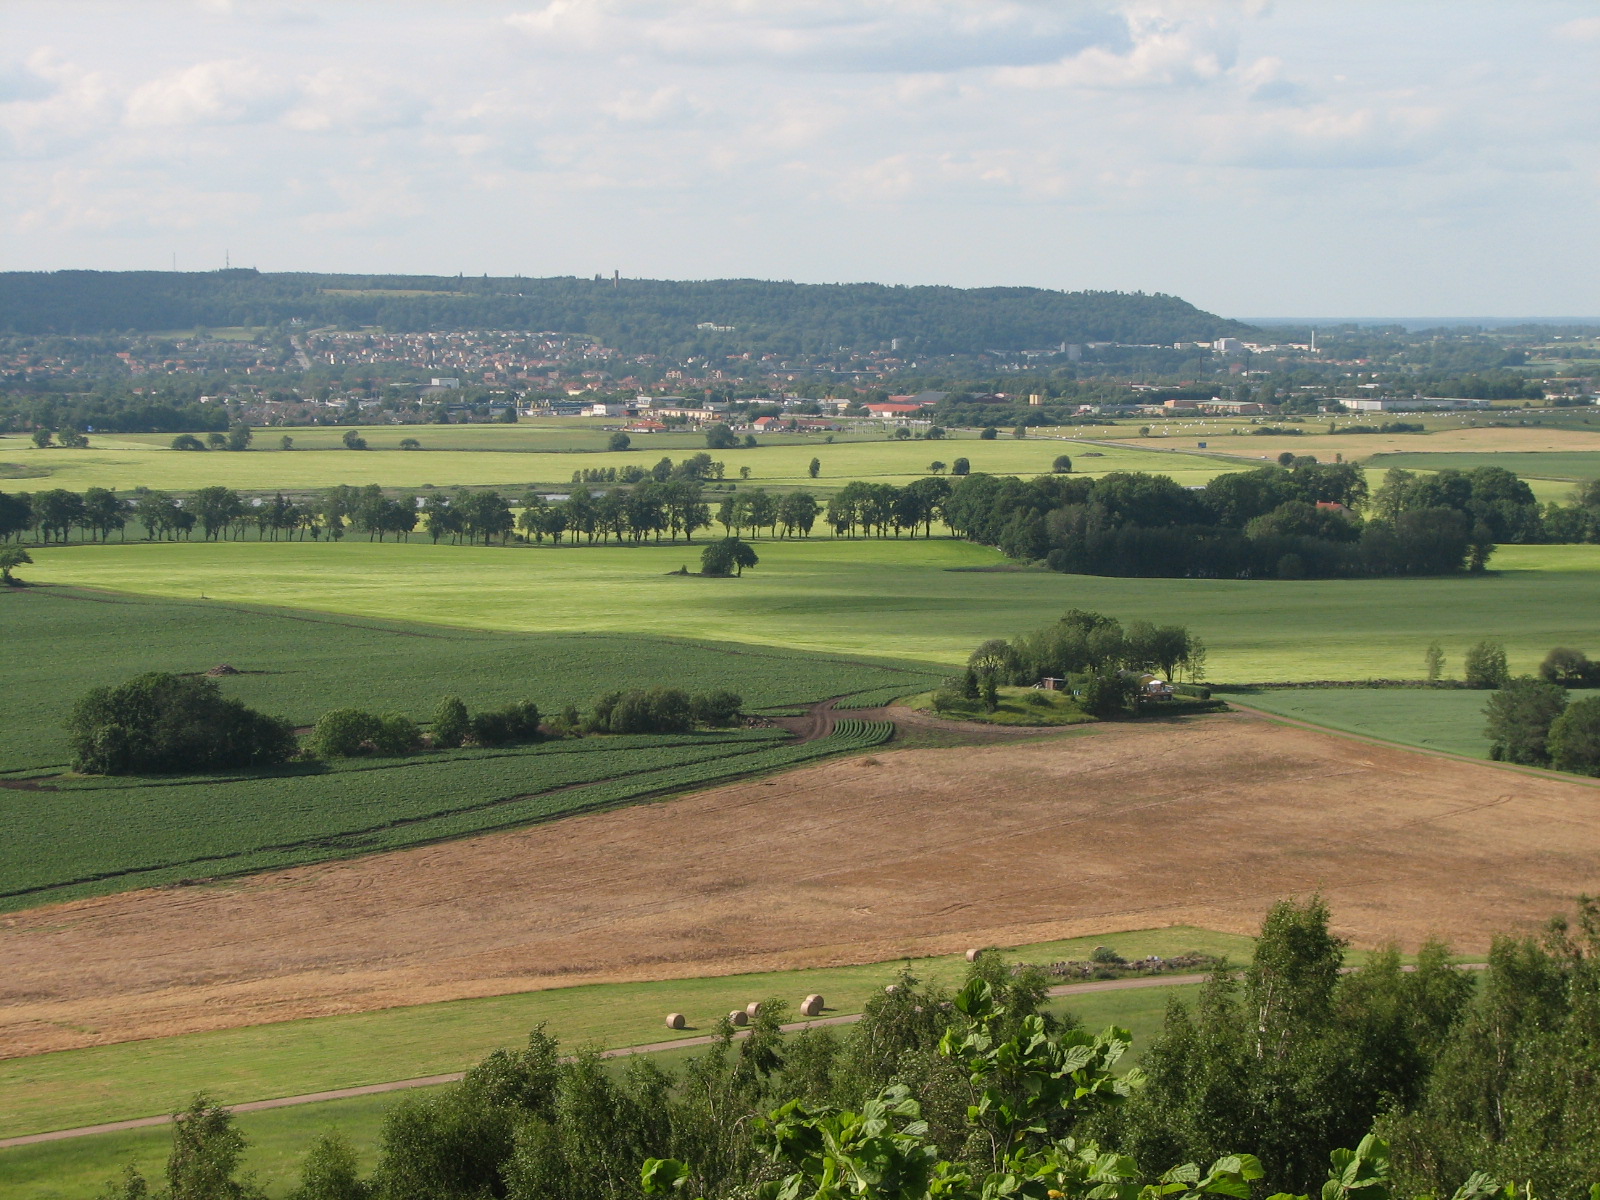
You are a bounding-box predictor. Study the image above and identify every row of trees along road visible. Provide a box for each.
[101,897,1600,1200]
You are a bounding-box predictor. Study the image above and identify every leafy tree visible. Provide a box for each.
[608,432,632,451]
[1463,641,1510,689]
[962,667,980,700]
[308,709,382,758]
[951,457,970,476]
[372,713,422,757]
[341,429,368,450]
[1539,646,1595,687]
[31,428,51,448]
[1012,425,1027,439]
[1482,677,1567,765]
[701,536,758,576]
[287,1131,368,1200]
[432,696,470,749]
[1052,455,1073,473]
[280,435,295,451]
[68,673,295,775]
[0,545,32,583]
[1424,641,1445,684]
[0,490,32,541]
[808,457,820,479]
[58,428,89,448]
[226,423,253,451]
[172,434,207,450]
[192,487,245,541]
[980,673,999,712]
[469,701,541,747]
[399,437,420,450]
[1548,695,1600,776]
[979,426,998,440]
[929,461,946,474]
[689,691,743,726]
[206,431,227,449]
[705,423,738,450]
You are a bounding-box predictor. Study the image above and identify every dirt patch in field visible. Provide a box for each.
[3,711,1599,1057]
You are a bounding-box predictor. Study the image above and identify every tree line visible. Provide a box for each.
[100,897,1600,1200]
[937,460,1589,578]
[67,673,748,776]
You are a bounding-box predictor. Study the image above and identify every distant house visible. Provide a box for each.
[864,402,927,418]
[624,419,667,433]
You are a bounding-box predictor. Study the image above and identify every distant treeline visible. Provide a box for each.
[944,463,1600,579]
[0,270,1251,355]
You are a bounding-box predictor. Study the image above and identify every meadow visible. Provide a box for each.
[1224,688,1500,758]
[22,538,1600,684]
[0,926,1249,1140]
[1367,450,1600,483]
[0,429,1238,493]
[0,968,1212,1199]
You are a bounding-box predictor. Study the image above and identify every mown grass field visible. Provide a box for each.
[22,538,1600,684]
[0,974,1212,1200]
[0,430,1237,493]
[0,926,1249,1141]
[1368,450,1600,483]
[1225,688,1500,758]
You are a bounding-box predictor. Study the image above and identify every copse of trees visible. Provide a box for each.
[942,464,1487,579]
[586,687,742,734]
[67,672,296,775]
[700,536,758,576]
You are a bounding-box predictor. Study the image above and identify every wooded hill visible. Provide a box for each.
[0,270,1252,356]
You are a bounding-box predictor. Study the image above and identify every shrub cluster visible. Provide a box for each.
[429,696,542,750]
[67,672,296,775]
[1484,675,1600,775]
[307,709,423,758]
[586,688,742,734]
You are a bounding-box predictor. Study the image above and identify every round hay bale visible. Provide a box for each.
[964,947,980,962]
[745,1001,762,1018]
[665,1012,686,1030]
[800,993,824,1017]
[206,664,240,676]
[728,1009,749,1027]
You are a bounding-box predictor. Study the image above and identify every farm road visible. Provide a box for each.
[0,972,1210,1149]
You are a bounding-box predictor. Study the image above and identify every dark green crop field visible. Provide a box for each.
[0,586,937,774]
[1367,450,1600,482]
[0,587,920,910]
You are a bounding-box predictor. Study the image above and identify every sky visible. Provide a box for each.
[3,1,1598,318]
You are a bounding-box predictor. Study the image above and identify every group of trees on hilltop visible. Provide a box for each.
[0,271,1252,355]
[102,896,1600,1200]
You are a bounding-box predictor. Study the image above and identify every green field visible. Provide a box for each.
[0,430,1238,493]
[0,587,934,775]
[1224,688,1500,758]
[0,926,1248,1141]
[22,539,1600,684]
[1369,450,1600,483]
[0,971,1211,1200]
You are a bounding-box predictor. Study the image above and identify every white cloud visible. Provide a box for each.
[125,59,293,128]
[283,70,429,134]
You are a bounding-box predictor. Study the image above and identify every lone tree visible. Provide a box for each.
[705,423,738,450]
[808,457,821,479]
[1052,454,1073,473]
[701,536,759,577]
[608,432,632,452]
[1424,640,1445,684]
[1464,640,1510,689]
[0,546,31,585]
[30,428,51,448]
[342,428,369,450]
[68,672,296,775]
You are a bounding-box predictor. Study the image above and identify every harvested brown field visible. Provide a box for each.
[4,711,1599,1058]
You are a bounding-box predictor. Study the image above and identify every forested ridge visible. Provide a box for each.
[0,270,1251,354]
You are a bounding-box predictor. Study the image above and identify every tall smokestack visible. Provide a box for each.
[613,269,620,289]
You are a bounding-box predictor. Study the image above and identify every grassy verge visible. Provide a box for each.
[904,686,1097,726]
[0,981,1210,1200]
[0,928,1252,1141]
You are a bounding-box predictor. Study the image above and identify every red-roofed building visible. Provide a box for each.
[864,402,927,417]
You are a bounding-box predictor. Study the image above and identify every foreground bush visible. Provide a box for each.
[68,672,295,775]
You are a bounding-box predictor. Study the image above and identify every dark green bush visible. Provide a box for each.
[309,708,382,758]
[432,696,469,748]
[68,672,295,775]
[689,691,743,726]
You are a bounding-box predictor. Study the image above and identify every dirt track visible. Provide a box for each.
[4,711,1599,1058]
